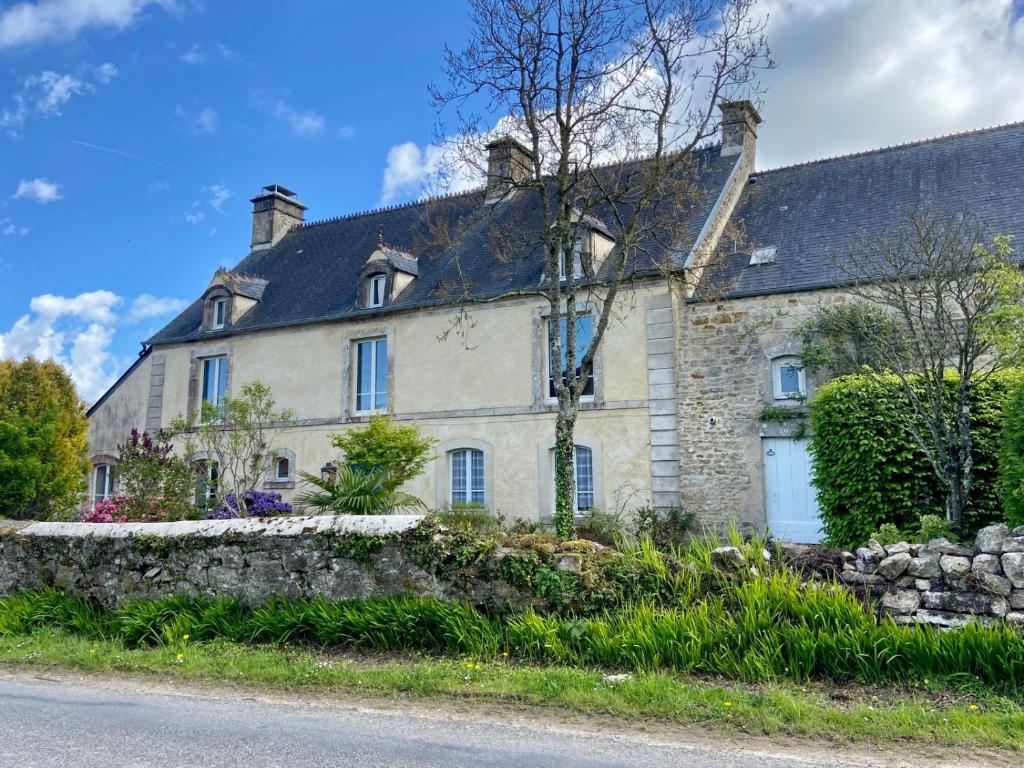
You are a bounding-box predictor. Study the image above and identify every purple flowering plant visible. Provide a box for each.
[207,490,292,519]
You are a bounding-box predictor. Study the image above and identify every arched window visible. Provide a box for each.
[92,463,115,505]
[449,448,485,506]
[367,273,387,308]
[771,355,806,401]
[275,456,290,481]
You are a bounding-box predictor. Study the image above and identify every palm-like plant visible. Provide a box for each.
[294,466,427,515]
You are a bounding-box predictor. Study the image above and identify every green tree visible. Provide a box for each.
[0,357,89,519]
[113,429,197,521]
[330,416,436,491]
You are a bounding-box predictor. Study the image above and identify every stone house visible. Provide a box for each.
[86,104,1024,541]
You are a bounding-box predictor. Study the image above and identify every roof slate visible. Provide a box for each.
[707,122,1024,299]
[147,145,734,346]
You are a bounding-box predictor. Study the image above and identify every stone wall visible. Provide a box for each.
[676,289,848,532]
[0,515,509,610]
[842,524,1024,627]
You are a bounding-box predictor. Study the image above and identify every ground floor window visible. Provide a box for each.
[450,448,485,506]
[92,464,114,505]
[552,445,594,514]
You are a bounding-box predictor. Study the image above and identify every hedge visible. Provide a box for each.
[1000,383,1024,527]
[808,370,1021,548]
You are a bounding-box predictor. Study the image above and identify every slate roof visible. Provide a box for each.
[706,121,1024,299]
[147,144,735,346]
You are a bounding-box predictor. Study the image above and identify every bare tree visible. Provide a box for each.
[431,0,770,537]
[824,210,1024,526]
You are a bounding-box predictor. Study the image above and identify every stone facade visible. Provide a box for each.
[676,289,849,532]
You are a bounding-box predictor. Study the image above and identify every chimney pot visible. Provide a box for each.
[484,136,534,203]
[719,100,762,161]
[250,184,306,251]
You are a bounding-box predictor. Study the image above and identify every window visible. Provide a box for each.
[212,297,227,329]
[201,356,228,410]
[558,241,583,281]
[450,449,485,506]
[275,456,290,481]
[92,464,114,505]
[367,274,387,308]
[195,460,218,507]
[551,445,594,514]
[355,337,388,413]
[548,315,594,399]
[772,356,805,400]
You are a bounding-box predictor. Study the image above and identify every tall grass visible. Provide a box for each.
[4,574,1024,692]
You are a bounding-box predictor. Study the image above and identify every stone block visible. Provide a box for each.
[972,553,1002,575]
[979,572,1012,596]
[1010,592,1024,610]
[921,591,990,613]
[1003,552,1024,589]
[877,552,911,580]
[1002,537,1024,553]
[880,589,920,615]
[939,555,971,576]
[975,524,1009,554]
[885,542,911,556]
[841,571,886,586]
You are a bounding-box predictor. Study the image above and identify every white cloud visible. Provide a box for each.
[0,288,186,402]
[337,125,355,140]
[183,206,204,225]
[126,294,187,323]
[0,0,173,49]
[14,178,62,204]
[272,100,325,137]
[93,62,119,84]
[204,183,231,213]
[752,0,1024,168]
[2,222,30,236]
[175,104,219,134]
[180,42,205,64]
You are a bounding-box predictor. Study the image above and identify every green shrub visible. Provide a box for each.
[869,523,903,547]
[809,371,1019,548]
[330,416,436,490]
[629,507,694,549]
[1000,382,1024,527]
[435,503,500,533]
[573,508,627,546]
[916,513,956,543]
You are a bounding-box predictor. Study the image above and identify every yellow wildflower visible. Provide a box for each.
[724,701,732,707]
[968,704,979,711]
[182,634,190,642]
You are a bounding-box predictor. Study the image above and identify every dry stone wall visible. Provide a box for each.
[843,524,1024,627]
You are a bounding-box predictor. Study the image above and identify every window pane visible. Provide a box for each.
[356,341,373,411]
[575,446,594,511]
[780,365,801,396]
[374,338,388,410]
[216,358,228,403]
[215,299,225,326]
[470,449,485,504]
[93,465,108,502]
[549,316,595,398]
[277,458,289,479]
[451,450,467,504]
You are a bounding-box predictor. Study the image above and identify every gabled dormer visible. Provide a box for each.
[548,211,616,282]
[359,231,418,309]
[201,268,269,332]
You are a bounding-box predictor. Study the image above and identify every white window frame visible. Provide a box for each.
[354,337,388,415]
[550,445,595,516]
[546,314,595,403]
[449,448,485,507]
[92,464,114,505]
[201,355,228,410]
[367,274,387,308]
[772,356,806,401]
[558,240,583,282]
[212,297,227,329]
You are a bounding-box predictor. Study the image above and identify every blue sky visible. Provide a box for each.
[2,0,1024,402]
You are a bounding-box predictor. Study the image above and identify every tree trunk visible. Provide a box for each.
[553,404,578,539]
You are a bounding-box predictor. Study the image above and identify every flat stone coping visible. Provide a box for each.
[1,515,426,540]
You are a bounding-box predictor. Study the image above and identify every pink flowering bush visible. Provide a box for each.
[82,496,130,523]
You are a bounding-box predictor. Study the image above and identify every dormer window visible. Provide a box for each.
[212,297,227,329]
[367,274,387,308]
[559,241,583,282]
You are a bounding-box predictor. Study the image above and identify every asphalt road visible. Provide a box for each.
[0,672,898,768]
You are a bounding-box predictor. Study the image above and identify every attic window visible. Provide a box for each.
[750,246,777,266]
[367,274,387,308]
[211,297,227,329]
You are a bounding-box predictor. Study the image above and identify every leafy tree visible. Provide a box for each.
[0,357,88,519]
[431,0,771,537]
[113,429,197,521]
[294,466,427,515]
[804,211,1024,527]
[330,416,436,491]
[169,380,293,517]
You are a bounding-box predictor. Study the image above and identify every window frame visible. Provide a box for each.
[354,336,388,415]
[449,448,485,507]
[546,314,595,402]
[211,297,228,329]
[201,355,229,411]
[558,240,583,282]
[549,445,595,516]
[367,274,387,308]
[92,463,114,505]
[771,355,806,401]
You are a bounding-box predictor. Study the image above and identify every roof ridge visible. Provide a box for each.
[753,119,1024,176]
[299,186,485,229]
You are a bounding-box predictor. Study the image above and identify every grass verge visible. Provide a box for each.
[2,628,1023,754]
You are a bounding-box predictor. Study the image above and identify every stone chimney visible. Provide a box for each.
[484,136,535,203]
[719,100,762,161]
[250,184,306,251]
